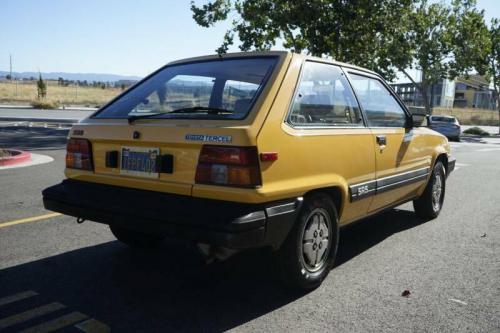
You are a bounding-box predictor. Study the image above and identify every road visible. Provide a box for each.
[0,127,499,332]
[0,108,94,123]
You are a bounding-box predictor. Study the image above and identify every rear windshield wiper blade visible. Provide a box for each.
[127,106,233,124]
[127,112,166,124]
[169,106,233,114]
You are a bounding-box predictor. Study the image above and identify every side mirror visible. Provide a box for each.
[407,113,427,128]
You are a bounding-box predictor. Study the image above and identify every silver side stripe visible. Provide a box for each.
[350,167,430,202]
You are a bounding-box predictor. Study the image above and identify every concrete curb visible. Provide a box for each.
[0,150,32,166]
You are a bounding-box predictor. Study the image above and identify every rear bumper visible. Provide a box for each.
[42,180,301,249]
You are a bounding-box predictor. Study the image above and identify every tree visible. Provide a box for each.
[191,0,490,114]
[486,18,500,133]
[397,0,490,113]
[191,0,415,81]
[37,73,47,99]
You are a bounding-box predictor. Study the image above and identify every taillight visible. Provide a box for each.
[195,145,261,187]
[66,138,93,171]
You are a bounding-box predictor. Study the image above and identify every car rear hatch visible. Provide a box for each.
[68,122,257,196]
[65,52,291,197]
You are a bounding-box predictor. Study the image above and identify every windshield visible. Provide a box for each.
[430,116,456,123]
[93,57,278,120]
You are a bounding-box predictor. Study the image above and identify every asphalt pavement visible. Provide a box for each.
[0,127,499,332]
[0,108,94,123]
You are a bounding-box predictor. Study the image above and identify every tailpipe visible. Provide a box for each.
[196,243,238,264]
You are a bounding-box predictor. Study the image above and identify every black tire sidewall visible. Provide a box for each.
[431,162,446,214]
[279,193,339,289]
[413,160,446,219]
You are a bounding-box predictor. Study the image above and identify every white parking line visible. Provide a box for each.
[476,148,500,152]
[75,318,111,333]
[0,290,110,332]
[20,311,89,333]
[0,302,65,329]
[0,291,38,307]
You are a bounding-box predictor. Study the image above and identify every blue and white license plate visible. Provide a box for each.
[120,146,160,178]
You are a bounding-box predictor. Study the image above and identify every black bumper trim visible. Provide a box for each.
[447,157,456,176]
[42,180,300,249]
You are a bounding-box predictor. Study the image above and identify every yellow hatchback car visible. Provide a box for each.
[43,51,455,289]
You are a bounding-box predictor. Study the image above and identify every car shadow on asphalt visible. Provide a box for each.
[0,208,425,332]
[0,126,69,150]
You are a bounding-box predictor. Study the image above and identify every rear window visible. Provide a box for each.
[430,116,457,123]
[93,57,278,120]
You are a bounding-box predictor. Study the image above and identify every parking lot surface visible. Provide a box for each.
[0,126,499,332]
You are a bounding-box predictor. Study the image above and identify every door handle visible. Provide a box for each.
[376,135,387,146]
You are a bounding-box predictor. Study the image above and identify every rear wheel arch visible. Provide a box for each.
[303,186,344,222]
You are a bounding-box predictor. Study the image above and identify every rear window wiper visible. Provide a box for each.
[169,106,233,114]
[127,112,166,124]
[127,107,233,124]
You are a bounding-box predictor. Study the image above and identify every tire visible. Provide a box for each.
[413,161,446,220]
[276,193,339,290]
[109,225,165,248]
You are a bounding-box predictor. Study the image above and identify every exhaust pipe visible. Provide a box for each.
[196,243,238,264]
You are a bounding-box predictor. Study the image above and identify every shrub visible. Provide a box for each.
[0,149,11,158]
[463,127,490,136]
[30,100,60,109]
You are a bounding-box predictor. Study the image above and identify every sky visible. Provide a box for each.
[0,0,498,78]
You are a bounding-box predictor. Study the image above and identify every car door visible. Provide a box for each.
[346,71,431,212]
[282,61,377,223]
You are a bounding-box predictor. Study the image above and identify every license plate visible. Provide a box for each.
[120,146,160,178]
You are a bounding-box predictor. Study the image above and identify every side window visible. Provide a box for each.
[288,62,362,127]
[349,74,407,127]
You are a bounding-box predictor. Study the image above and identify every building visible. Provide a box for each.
[391,75,497,110]
[391,79,455,109]
[453,75,496,110]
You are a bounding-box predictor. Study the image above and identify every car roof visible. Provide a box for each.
[167,51,379,77]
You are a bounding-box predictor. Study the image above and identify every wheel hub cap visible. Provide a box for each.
[302,208,331,272]
[432,172,442,211]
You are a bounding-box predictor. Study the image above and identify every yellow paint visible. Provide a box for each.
[0,213,61,229]
[60,51,451,224]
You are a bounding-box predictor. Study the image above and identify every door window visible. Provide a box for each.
[349,74,407,127]
[288,62,363,127]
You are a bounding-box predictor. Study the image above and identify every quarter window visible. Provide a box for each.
[349,74,407,127]
[288,62,362,127]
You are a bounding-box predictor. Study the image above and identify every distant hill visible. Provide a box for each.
[0,71,142,82]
